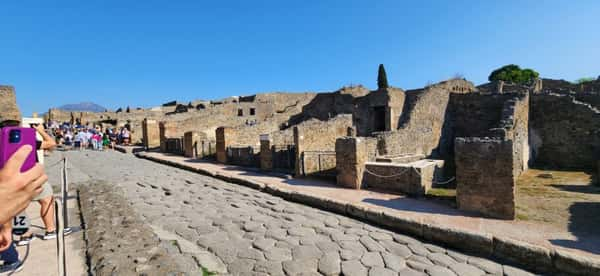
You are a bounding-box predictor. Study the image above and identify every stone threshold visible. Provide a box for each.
[134,151,600,275]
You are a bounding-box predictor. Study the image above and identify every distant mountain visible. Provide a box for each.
[57,102,107,113]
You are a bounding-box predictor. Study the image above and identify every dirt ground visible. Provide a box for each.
[516,168,600,236]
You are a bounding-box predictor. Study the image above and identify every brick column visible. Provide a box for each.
[159,122,167,153]
[455,137,516,219]
[260,134,273,171]
[142,119,160,149]
[216,127,235,163]
[335,137,368,189]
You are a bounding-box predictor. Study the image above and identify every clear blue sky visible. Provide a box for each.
[1,1,599,115]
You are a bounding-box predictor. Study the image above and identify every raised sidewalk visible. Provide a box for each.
[135,150,600,275]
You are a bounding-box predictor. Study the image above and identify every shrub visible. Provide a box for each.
[488,64,539,85]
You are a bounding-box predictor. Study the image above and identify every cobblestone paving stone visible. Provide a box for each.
[53,151,537,276]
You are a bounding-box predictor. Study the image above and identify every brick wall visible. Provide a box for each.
[0,85,21,122]
[530,93,600,169]
[455,138,515,219]
[294,115,353,177]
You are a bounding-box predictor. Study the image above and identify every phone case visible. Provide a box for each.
[0,127,37,172]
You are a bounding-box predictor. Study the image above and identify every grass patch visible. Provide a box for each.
[516,169,599,233]
[201,267,216,276]
[426,188,456,199]
[425,188,457,208]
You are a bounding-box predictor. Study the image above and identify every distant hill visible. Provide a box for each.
[57,102,107,113]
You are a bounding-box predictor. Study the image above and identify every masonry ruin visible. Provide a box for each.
[41,75,600,220]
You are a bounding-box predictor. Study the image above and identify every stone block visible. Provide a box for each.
[492,236,553,273]
[455,137,516,219]
[363,159,444,196]
[335,137,376,189]
[422,223,493,257]
[552,248,600,275]
[380,211,423,239]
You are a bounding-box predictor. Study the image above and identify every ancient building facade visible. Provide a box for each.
[38,76,600,220]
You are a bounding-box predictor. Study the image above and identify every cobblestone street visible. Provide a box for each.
[50,151,534,276]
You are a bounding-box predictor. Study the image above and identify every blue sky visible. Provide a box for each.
[1,1,599,115]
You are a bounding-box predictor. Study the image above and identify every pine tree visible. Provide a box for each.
[126,106,130,113]
[377,64,389,89]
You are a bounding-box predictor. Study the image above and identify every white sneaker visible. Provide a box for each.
[0,260,24,274]
[15,236,36,246]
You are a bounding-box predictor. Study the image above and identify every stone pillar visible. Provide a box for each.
[532,78,543,93]
[216,127,235,163]
[335,137,368,189]
[159,122,168,153]
[260,134,273,171]
[142,119,160,150]
[184,131,201,158]
[293,126,303,176]
[496,80,504,94]
[455,137,515,219]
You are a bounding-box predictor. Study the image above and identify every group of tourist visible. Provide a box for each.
[50,122,131,151]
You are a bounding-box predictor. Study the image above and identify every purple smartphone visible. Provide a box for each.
[0,127,37,172]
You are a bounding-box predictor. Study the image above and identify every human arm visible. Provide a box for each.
[0,145,47,225]
[34,124,56,150]
[0,222,12,251]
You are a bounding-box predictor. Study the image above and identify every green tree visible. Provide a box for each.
[377,64,389,89]
[575,77,595,84]
[126,106,131,113]
[488,64,539,85]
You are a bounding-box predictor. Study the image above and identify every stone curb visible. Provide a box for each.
[135,152,599,275]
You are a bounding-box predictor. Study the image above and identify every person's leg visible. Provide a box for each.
[0,243,19,264]
[39,196,56,233]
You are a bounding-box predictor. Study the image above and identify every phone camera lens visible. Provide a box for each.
[9,130,21,143]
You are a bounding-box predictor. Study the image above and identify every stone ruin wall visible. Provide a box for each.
[294,114,353,177]
[287,86,369,127]
[530,93,600,169]
[374,86,448,157]
[374,79,476,158]
[0,85,21,122]
[353,87,405,136]
[454,93,529,219]
[164,92,315,142]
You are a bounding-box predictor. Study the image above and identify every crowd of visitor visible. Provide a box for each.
[48,121,131,151]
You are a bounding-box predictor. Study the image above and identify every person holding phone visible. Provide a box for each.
[0,145,48,273]
[16,123,66,245]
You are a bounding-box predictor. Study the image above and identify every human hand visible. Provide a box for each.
[0,224,12,252]
[0,145,47,225]
[33,123,45,133]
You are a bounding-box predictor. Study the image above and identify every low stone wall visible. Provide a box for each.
[363,159,444,196]
[455,138,515,219]
[226,145,259,167]
[294,115,353,177]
